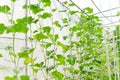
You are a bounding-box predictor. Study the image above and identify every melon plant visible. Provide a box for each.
[0,0,119,80]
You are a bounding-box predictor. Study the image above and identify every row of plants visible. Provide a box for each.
[0,0,120,80]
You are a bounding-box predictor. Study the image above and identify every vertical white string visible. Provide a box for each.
[109,1,117,80]
[101,0,112,79]
[25,0,28,75]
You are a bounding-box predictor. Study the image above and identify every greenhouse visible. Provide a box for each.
[0,0,120,80]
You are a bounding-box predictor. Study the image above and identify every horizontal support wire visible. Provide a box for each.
[105,20,119,25]
[91,0,114,23]
[0,36,24,40]
[57,0,120,26]
[99,15,118,18]
[0,37,48,44]
[94,6,120,15]
[90,0,117,27]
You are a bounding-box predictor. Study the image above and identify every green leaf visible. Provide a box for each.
[117,12,120,16]
[9,52,16,57]
[29,48,35,53]
[0,5,10,13]
[40,0,51,7]
[53,21,61,28]
[39,12,51,19]
[74,70,79,74]
[0,24,6,34]
[18,48,34,58]
[45,43,52,48]
[54,34,59,42]
[33,30,38,33]
[20,75,30,80]
[46,50,54,57]
[56,54,65,65]
[18,52,29,58]
[69,11,78,15]
[68,3,75,6]
[63,1,68,4]
[33,62,44,68]
[22,4,28,9]
[32,68,40,73]
[84,7,93,13]
[24,57,33,65]
[57,41,69,53]
[52,8,57,12]
[67,55,76,65]
[26,16,34,24]
[68,68,79,75]
[62,18,68,23]
[16,16,34,24]
[70,26,78,32]
[7,23,28,33]
[6,16,33,33]
[11,0,16,2]
[42,26,51,34]
[34,32,48,41]
[63,36,67,40]
[40,43,52,49]
[59,10,67,12]
[0,53,2,57]
[4,76,17,80]
[51,70,64,80]
[49,34,59,43]
[33,19,39,23]
[29,4,44,14]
